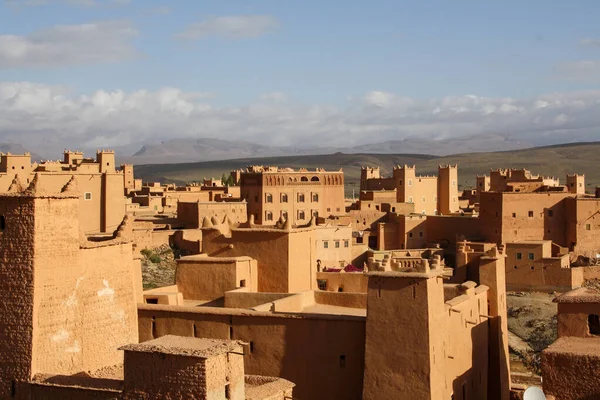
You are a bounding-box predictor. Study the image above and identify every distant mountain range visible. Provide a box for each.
[133,141,600,194]
[119,134,532,165]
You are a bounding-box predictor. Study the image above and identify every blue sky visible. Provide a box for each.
[1,0,600,154]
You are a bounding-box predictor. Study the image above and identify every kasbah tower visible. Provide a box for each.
[0,175,139,396]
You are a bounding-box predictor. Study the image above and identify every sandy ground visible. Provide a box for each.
[507,291,558,375]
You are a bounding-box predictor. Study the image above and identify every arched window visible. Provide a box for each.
[298,193,305,203]
[281,211,288,220]
[265,193,273,203]
[311,176,319,182]
[265,211,273,221]
[281,193,288,203]
[301,176,308,182]
[298,210,305,220]
[312,193,319,202]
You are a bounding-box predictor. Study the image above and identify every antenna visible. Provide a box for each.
[523,386,546,400]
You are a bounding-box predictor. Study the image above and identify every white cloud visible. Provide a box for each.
[2,81,600,155]
[555,60,600,82]
[0,20,138,68]
[580,38,600,47]
[175,15,279,40]
[259,91,287,103]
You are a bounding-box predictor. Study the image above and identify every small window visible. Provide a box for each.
[528,253,534,260]
[298,193,305,203]
[317,279,327,290]
[452,197,456,203]
[340,355,346,368]
[335,241,340,248]
[588,314,600,335]
[548,210,553,217]
[422,196,426,203]
[408,179,412,186]
[281,211,288,220]
[312,193,319,202]
[0,215,5,231]
[265,193,273,203]
[344,240,349,247]
[452,180,456,187]
[265,211,273,221]
[239,280,246,288]
[327,207,331,212]
[301,176,309,182]
[337,287,343,292]
[356,237,363,244]
[298,210,305,220]
[528,211,534,217]
[145,298,158,304]
[512,213,516,218]
[324,241,329,249]
[84,192,92,200]
[408,196,413,203]
[516,253,522,260]
[311,176,319,182]
[419,232,423,237]
[409,232,413,238]
[281,193,288,203]
[586,224,592,231]
[225,383,230,399]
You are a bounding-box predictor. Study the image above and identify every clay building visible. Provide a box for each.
[240,166,345,226]
[138,240,510,400]
[359,164,459,215]
[0,177,141,397]
[0,150,127,233]
[197,216,353,293]
[121,336,294,400]
[541,287,600,400]
[177,200,248,228]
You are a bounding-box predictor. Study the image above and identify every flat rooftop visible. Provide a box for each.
[120,335,243,359]
[544,337,600,356]
[555,287,600,303]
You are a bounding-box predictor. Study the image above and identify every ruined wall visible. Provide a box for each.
[137,305,366,400]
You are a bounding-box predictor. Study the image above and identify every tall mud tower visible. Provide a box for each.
[0,178,139,396]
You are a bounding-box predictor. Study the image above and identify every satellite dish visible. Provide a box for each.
[523,386,546,400]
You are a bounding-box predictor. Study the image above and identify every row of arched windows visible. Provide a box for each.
[263,175,342,185]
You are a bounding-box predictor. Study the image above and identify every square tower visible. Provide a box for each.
[566,174,585,195]
[0,180,139,396]
[362,264,446,399]
[437,165,459,215]
[393,165,417,204]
